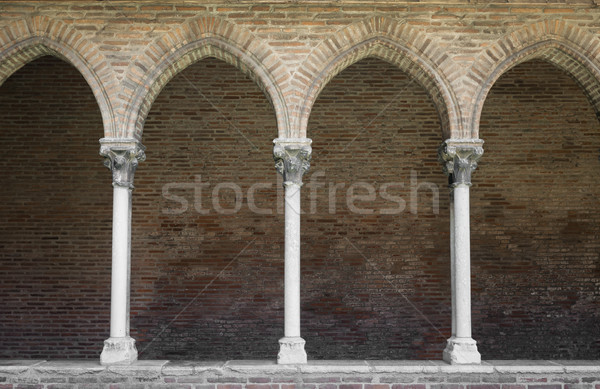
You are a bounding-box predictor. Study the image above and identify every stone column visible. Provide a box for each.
[439,139,483,365]
[273,138,312,364]
[99,138,145,365]
[449,181,456,339]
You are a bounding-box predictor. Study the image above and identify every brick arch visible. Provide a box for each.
[468,21,600,138]
[0,17,118,137]
[124,16,289,141]
[294,16,460,139]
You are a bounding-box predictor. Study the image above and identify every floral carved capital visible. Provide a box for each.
[438,139,484,187]
[100,139,146,189]
[273,138,312,186]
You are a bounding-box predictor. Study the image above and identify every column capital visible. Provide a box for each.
[273,138,312,186]
[438,139,484,186]
[100,138,146,189]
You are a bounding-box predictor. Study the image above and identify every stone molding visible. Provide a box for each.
[273,138,312,186]
[99,138,146,189]
[438,139,484,187]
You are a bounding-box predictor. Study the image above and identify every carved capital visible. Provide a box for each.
[438,139,484,187]
[273,138,312,186]
[100,138,146,189]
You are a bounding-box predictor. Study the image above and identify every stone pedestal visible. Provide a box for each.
[100,336,138,365]
[443,336,481,364]
[277,336,307,364]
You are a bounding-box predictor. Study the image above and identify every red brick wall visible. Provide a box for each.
[474,60,600,358]
[131,57,282,360]
[304,58,449,359]
[0,56,111,358]
[3,4,600,141]
[0,56,598,360]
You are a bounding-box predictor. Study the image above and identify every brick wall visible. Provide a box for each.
[0,1,599,361]
[304,58,449,360]
[473,60,600,359]
[1,54,598,360]
[3,3,600,139]
[131,57,282,360]
[0,56,111,358]
[130,56,448,360]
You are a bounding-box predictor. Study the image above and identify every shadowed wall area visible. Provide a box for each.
[305,58,449,359]
[0,56,110,358]
[0,56,598,359]
[131,57,282,360]
[474,60,600,358]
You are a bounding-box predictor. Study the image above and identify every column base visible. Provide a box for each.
[100,336,138,365]
[443,336,481,365]
[277,336,307,364]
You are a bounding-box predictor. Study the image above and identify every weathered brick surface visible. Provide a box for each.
[0,56,111,359]
[0,1,600,361]
[303,58,449,360]
[130,57,282,360]
[2,2,600,138]
[473,60,600,359]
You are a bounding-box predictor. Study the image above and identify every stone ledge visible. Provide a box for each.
[0,360,598,377]
[1,359,599,389]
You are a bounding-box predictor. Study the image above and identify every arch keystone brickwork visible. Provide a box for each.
[0,16,118,138]
[293,16,461,139]
[122,16,290,141]
[467,20,600,139]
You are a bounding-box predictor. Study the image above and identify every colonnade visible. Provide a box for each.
[98,136,484,366]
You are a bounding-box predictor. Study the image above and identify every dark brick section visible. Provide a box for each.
[0,56,111,359]
[0,54,599,362]
[304,58,449,360]
[474,60,600,359]
[131,57,282,360]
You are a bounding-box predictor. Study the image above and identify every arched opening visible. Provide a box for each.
[126,37,288,140]
[474,59,600,358]
[0,56,110,358]
[0,38,116,138]
[470,41,600,138]
[131,57,282,359]
[298,38,458,139]
[305,57,450,359]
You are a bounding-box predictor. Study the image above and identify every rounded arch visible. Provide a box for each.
[0,17,118,137]
[294,16,461,139]
[123,16,289,141]
[468,21,600,138]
